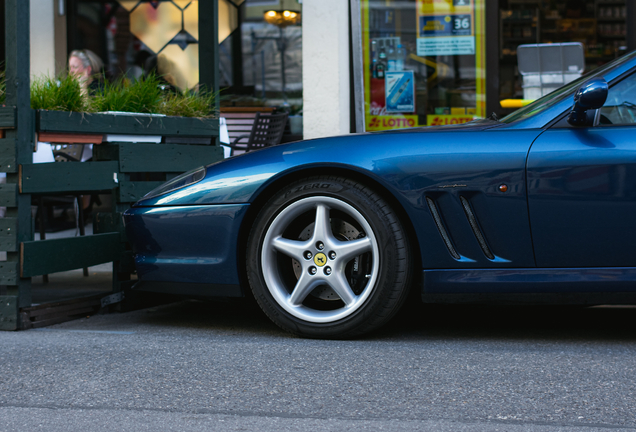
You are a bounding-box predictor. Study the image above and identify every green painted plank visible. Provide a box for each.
[0,218,19,252]
[0,138,17,173]
[0,262,19,285]
[0,138,16,150]
[21,233,123,277]
[0,184,18,207]
[6,0,36,313]
[0,107,16,129]
[21,161,120,194]
[93,212,123,234]
[93,212,128,242]
[119,181,164,203]
[0,296,19,330]
[118,143,223,172]
[0,157,18,173]
[37,111,219,138]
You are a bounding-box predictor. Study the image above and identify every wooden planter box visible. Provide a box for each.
[0,107,16,130]
[29,110,223,200]
[36,110,219,138]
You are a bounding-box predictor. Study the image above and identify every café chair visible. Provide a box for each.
[225,112,289,157]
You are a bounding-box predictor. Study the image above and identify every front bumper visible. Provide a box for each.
[123,204,249,294]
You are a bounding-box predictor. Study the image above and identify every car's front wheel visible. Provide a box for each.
[246,176,411,338]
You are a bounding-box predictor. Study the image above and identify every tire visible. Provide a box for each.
[246,176,412,339]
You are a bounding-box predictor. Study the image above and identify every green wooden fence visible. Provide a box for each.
[0,0,222,330]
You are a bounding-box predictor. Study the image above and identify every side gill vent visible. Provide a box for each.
[425,197,460,260]
[459,196,495,260]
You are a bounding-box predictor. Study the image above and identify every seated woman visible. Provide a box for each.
[68,49,104,96]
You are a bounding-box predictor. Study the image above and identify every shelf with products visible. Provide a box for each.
[595,0,625,5]
[595,0,626,36]
[500,7,540,58]
[497,0,629,114]
[538,17,602,60]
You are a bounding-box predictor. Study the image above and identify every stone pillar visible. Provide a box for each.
[30,0,56,78]
[54,0,68,76]
[302,0,351,139]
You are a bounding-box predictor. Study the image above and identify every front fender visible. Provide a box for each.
[134,133,407,207]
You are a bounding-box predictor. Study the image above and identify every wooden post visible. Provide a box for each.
[1,0,33,330]
[199,0,220,146]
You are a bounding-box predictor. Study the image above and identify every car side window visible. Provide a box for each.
[598,73,636,126]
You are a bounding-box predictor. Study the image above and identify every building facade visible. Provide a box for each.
[19,0,636,140]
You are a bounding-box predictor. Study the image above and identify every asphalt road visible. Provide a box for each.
[1,300,636,431]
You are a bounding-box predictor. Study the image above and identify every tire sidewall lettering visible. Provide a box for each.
[283,183,335,200]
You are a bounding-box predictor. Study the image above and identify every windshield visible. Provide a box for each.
[500,52,636,124]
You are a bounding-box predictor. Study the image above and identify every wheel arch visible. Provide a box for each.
[235,165,422,295]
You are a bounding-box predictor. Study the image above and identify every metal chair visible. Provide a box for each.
[226,112,289,156]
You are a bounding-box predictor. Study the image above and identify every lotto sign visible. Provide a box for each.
[417,0,475,56]
[427,114,475,126]
[367,115,418,131]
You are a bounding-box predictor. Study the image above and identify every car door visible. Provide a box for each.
[527,71,636,268]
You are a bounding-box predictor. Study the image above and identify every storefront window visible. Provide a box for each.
[360,0,486,131]
[499,0,628,103]
[67,0,266,94]
[69,1,200,90]
[219,0,303,109]
[65,0,302,136]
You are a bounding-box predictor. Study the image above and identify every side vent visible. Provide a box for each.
[426,197,461,260]
[459,196,495,260]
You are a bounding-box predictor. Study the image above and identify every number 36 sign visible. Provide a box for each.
[416,0,475,56]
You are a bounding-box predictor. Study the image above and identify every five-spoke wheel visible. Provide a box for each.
[262,196,379,323]
[247,176,411,339]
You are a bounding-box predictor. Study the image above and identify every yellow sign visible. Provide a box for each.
[427,114,475,126]
[367,115,419,131]
[360,0,486,130]
[417,0,475,56]
[423,20,447,31]
[419,0,472,15]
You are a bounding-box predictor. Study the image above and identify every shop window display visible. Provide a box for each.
[360,0,486,130]
[499,0,628,103]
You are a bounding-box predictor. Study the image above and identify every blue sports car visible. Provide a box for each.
[124,52,636,338]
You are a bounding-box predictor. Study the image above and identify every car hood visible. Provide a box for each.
[134,119,531,208]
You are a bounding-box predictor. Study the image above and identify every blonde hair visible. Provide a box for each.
[69,49,104,78]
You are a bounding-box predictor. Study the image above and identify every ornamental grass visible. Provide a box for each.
[31,74,88,112]
[29,72,216,118]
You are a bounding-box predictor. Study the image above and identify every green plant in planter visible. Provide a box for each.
[92,74,163,114]
[31,73,88,112]
[159,88,217,118]
[29,71,217,118]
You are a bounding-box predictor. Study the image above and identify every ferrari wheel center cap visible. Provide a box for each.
[313,253,327,267]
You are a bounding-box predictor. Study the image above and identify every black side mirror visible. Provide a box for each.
[567,77,608,126]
